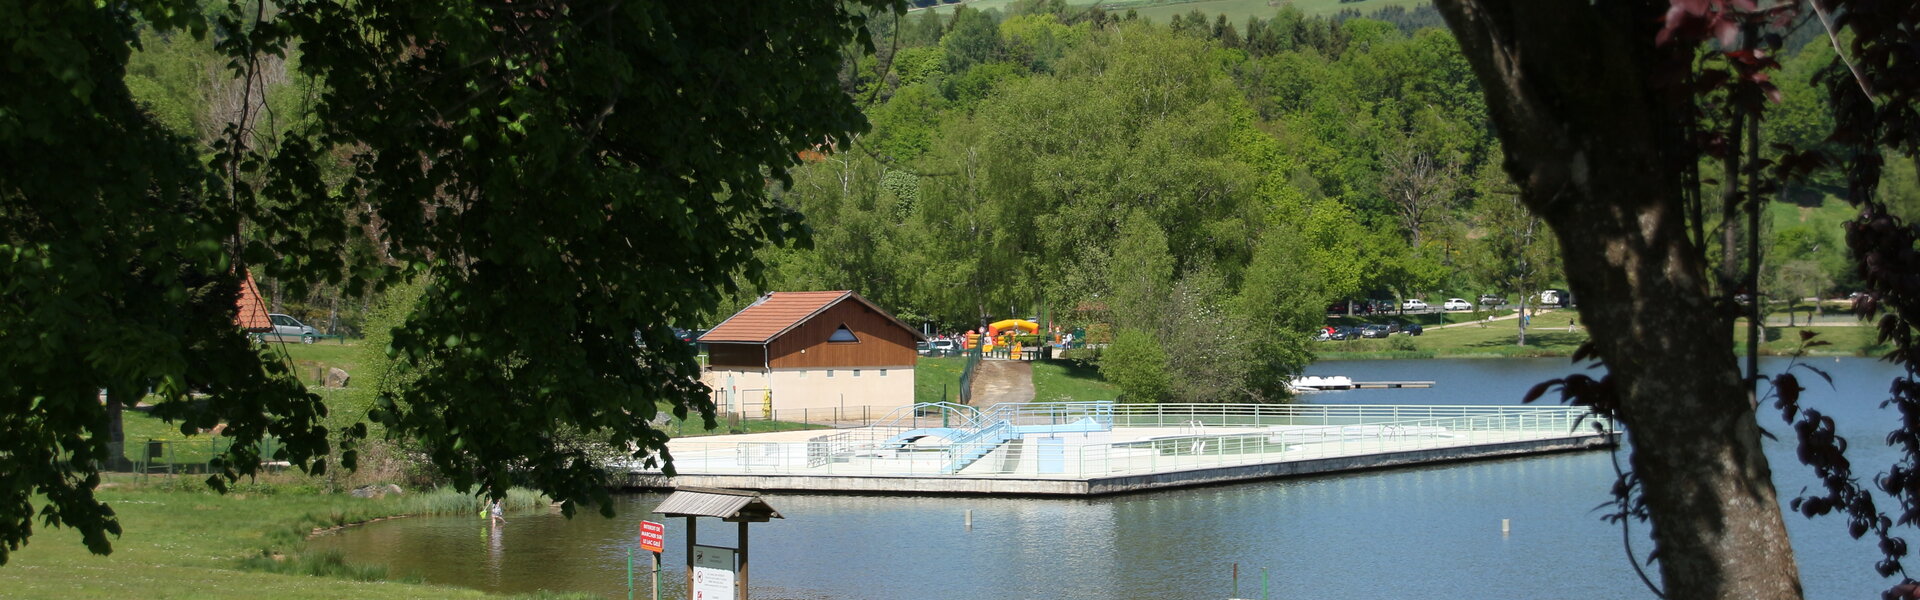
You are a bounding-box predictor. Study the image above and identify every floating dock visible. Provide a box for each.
[621,403,1614,496]
[1289,376,1435,391]
[1353,381,1434,389]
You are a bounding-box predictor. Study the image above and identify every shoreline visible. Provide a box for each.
[1315,346,1882,361]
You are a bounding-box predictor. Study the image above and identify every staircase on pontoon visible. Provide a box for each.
[878,402,1115,474]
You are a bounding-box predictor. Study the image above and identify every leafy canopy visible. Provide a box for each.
[0,0,899,563]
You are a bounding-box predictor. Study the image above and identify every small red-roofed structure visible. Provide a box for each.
[234,270,273,333]
[700,291,923,416]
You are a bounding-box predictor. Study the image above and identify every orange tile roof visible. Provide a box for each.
[235,270,272,332]
[700,291,923,344]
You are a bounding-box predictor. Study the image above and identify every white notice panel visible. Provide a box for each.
[691,545,736,600]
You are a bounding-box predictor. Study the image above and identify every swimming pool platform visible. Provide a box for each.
[620,403,1616,497]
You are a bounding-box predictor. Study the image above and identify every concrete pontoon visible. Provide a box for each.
[623,402,1615,496]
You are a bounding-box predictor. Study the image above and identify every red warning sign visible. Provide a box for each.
[639,520,665,554]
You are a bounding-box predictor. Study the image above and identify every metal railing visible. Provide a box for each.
[652,403,1610,479]
[957,346,983,405]
[981,401,1115,428]
[655,404,913,437]
[97,438,286,476]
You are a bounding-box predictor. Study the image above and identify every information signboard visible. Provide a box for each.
[639,520,666,554]
[690,545,735,600]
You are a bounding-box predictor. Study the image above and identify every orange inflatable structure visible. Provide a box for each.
[987,319,1039,336]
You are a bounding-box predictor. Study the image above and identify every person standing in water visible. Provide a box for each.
[489,499,505,526]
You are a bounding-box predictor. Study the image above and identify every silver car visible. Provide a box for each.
[268,313,321,344]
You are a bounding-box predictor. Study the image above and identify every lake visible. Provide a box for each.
[311,357,1908,599]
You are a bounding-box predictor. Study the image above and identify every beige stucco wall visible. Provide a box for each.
[701,366,914,416]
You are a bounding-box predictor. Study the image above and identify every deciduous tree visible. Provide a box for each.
[1433,1,1802,597]
[0,0,898,563]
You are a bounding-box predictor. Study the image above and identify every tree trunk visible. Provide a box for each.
[1434,1,1803,598]
[1516,299,1528,346]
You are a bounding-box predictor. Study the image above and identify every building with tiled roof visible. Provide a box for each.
[700,291,924,416]
[234,270,273,332]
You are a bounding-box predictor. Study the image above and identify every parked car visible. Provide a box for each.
[1538,289,1570,307]
[1326,325,1357,341]
[1360,324,1391,338]
[1402,322,1424,336]
[916,341,932,355]
[1442,298,1472,311]
[1401,299,1429,311]
[1478,294,1505,307]
[268,313,320,344]
[930,339,957,354]
[1327,302,1351,315]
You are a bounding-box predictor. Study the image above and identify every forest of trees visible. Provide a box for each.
[106,0,1920,405]
[720,0,1916,401]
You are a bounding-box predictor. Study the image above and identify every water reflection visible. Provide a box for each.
[310,358,1906,599]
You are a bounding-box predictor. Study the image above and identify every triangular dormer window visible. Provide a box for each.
[828,324,859,343]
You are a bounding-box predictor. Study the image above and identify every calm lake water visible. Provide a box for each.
[312,357,1909,599]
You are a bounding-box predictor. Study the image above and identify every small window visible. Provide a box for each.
[827,325,859,343]
[880,369,888,376]
[827,370,835,378]
[853,369,862,377]
[796,370,806,379]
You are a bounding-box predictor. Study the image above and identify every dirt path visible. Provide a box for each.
[969,359,1034,406]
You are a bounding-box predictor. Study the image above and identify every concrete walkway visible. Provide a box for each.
[1429,307,1560,330]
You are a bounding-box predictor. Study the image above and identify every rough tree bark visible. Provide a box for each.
[1433,1,1803,598]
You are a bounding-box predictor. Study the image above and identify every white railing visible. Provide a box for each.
[650,404,1610,479]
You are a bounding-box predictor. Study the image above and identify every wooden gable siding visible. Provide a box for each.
[766,300,916,368]
[707,343,766,369]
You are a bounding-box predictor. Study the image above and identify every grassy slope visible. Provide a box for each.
[0,482,570,599]
[1318,308,1888,359]
[916,356,968,404]
[1770,195,1856,243]
[926,0,1428,18]
[1031,357,1120,402]
[1329,308,1515,328]
[1131,0,1428,22]
[266,341,365,388]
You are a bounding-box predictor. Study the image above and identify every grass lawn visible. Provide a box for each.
[924,0,1430,19]
[1130,0,1428,22]
[0,481,580,599]
[266,341,367,388]
[1031,357,1120,403]
[915,355,968,404]
[1318,308,1890,360]
[1330,308,1514,329]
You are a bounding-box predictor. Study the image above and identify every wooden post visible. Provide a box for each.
[737,520,749,600]
[684,517,696,600]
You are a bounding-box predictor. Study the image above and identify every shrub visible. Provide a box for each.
[1100,329,1171,403]
[1389,335,1418,352]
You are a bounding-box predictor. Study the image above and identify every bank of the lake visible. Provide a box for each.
[1318,308,1886,360]
[307,358,1913,600]
[0,481,583,600]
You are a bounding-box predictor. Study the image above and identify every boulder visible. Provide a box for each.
[324,367,351,388]
[349,483,404,498]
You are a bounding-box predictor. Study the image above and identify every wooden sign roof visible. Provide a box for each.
[652,487,782,522]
